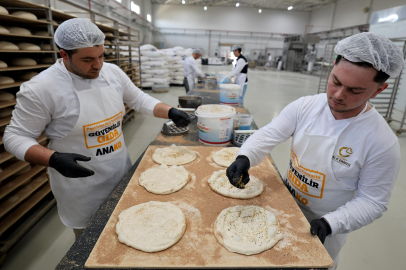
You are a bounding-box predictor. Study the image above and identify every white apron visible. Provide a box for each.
[48,68,132,229]
[186,74,195,90]
[234,72,247,98]
[284,102,367,270]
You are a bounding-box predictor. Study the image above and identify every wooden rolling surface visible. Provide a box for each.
[85,145,333,269]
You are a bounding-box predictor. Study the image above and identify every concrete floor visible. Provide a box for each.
[2,66,405,270]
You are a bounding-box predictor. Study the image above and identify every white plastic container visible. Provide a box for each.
[217,71,231,84]
[237,114,252,130]
[219,84,240,105]
[195,105,236,146]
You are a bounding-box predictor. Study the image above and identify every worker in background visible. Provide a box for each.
[226,33,403,269]
[3,19,191,240]
[266,53,273,67]
[183,49,205,93]
[231,45,249,105]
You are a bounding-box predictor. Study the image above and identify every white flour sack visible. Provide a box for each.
[143,69,169,75]
[141,51,164,58]
[140,44,157,51]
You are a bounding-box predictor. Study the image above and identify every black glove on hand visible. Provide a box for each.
[49,152,94,178]
[226,155,250,189]
[168,108,191,128]
[310,218,332,244]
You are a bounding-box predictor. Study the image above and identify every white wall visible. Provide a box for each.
[152,4,310,57]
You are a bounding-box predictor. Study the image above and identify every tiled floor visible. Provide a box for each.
[1,66,405,269]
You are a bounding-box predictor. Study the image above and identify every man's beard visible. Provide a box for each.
[68,61,100,79]
[328,101,365,113]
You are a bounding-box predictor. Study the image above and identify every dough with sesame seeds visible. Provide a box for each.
[214,205,283,255]
[116,201,186,252]
[139,164,190,194]
[152,144,197,165]
[212,147,240,167]
[208,170,264,199]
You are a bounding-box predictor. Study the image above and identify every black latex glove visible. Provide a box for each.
[310,218,332,244]
[226,155,250,189]
[49,152,94,178]
[168,108,191,128]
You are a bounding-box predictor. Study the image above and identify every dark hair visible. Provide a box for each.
[336,55,390,84]
[59,48,77,58]
[236,48,242,53]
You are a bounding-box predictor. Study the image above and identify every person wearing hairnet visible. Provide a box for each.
[230,45,249,105]
[3,19,191,239]
[183,49,205,92]
[226,33,404,269]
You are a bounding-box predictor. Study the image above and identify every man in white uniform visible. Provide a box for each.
[226,33,404,269]
[4,19,191,240]
[183,49,205,93]
[231,45,249,105]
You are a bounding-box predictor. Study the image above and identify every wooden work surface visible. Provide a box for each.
[85,145,333,269]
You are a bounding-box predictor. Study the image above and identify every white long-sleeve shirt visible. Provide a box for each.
[4,59,161,161]
[231,57,246,76]
[183,56,204,77]
[239,94,400,236]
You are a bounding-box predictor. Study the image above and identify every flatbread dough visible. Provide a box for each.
[11,58,37,66]
[0,25,10,34]
[0,107,13,118]
[20,71,38,81]
[0,60,7,68]
[212,147,240,167]
[41,57,53,64]
[214,205,283,255]
[116,201,186,252]
[11,11,38,20]
[0,41,19,50]
[35,31,49,37]
[152,144,197,165]
[0,6,8,15]
[40,44,51,50]
[8,27,31,36]
[0,76,14,85]
[17,43,41,51]
[208,170,264,199]
[139,164,190,194]
[0,91,14,101]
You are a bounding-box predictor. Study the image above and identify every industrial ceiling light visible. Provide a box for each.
[182,0,185,4]
[288,6,293,10]
[258,9,262,13]
[236,3,240,7]
[204,6,207,10]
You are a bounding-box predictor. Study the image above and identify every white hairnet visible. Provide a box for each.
[193,49,202,54]
[334,32,405,78]
[54,18,105,50]
[231,45,242,51]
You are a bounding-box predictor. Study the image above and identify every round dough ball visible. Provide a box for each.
[0,91,14,101]
[116,201,186,252]
[212,147,240,167]
[0,25,10,34]
[104,40,111,45]
[19,71,38,81]
[41,57,53,64]
[40,44,51,50]
[11,11,38,20]
[104,32,114,36]
[11,58,37,66]
[152,144,197,165]
[208,170,264,199]
[0,76,14,85]
[35,31,49,37]
[139,164,190,194]
[0,6,8,15]
[214,205,284,255]
[0,60,8,68]
[15,165,32,176]
[8,27,31,36]
[0,41,19,50]
[17,43,41,51]
[0,107,13,118]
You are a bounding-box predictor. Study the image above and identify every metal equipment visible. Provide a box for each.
[282,35,320,72]
[232,130,256,146]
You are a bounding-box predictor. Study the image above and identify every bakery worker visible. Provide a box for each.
[3,19,191,239]
[226,33,404,269]
[230,45,249,105]
[183,49,205,93]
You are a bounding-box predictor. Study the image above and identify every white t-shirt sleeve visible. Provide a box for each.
[115,65,161,116]
[323,141,401,235]
[238,98,301,166]
[3,84,51,161]
[232,59,246,76]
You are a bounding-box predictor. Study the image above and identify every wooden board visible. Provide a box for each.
[85,145,333,269]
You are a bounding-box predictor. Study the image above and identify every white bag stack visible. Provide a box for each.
[140,44,170,88]
[161,46,187,85]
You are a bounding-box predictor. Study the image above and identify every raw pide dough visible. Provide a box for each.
[41,57,53,64]
[139,164,190,194]
[0,6,8,15]
[152,144,197,165]
[11,58,37,66]
[17,43,41,51]
[214,205,283,255]
[0,91,14,101]
[0,76,14,85]
[0,107,13,118]
[116,201,186,252]
[8,27,31,36]
[35,31,49,37]
[0,41,19,50]
[212,147,240,167]
[40,44,51,50]
[20,71,38,81]
[208,170,264,199]
[11,11,38,20]
[0,60,7,68]
[0,25,10,34]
